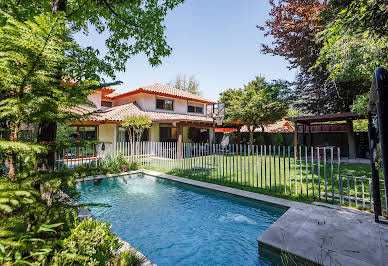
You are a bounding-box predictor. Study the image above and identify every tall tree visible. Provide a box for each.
[0,11,70,181]
[259,0,369,114]
[168,74,201,95]
[317,0,388,83]
[220,77,289,145]
[1,0,184,171]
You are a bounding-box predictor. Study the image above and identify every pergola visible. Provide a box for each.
[286,112,366,158]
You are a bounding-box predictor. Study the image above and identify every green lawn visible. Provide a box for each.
[133,153,382,210]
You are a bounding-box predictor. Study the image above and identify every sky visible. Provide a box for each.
[74,0,297,102]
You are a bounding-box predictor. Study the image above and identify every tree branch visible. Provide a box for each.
[67,0,90,18]
[101,0,144,29]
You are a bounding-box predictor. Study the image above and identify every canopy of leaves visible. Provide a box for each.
[260,0,371,114]
[122,115,151,142]
[1,0,185,76]
[316,0,388,82]
[220,77,289,130]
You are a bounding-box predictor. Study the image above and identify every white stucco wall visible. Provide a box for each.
[111,92,206,117]
[98,124,117,144]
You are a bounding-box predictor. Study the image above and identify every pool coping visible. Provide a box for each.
[78,170,388,266]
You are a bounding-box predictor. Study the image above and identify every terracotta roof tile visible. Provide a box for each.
[105,83,214,104]
[85,102,213,123]
[240,120,294,133]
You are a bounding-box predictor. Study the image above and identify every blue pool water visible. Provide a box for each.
[77,174,286,265]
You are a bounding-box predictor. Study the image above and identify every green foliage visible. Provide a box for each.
[351,93,369,116]
[0,171,79,265]
[168,74,201,95]
[221,77,289,144]
[122,115,151,142]
[274,133,284,146]
[112,250,145,266]
[316,0,388,82]
[98,154,134,174]
[52,218,121,266]
[72,155,139,178]
[255,135,265,146]
[1,0,185,73]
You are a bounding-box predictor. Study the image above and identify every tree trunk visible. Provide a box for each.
[35,122,57,171]
[8,121,20,182]
[249,128,254,146]
[35,0,67,173]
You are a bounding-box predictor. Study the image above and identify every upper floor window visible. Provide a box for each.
[156,98,173,110]
[101,101,112,107]
[188,104,203,114]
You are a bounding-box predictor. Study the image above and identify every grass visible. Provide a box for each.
[129,153,385,211]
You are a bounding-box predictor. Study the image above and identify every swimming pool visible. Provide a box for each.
[78,174,286,265]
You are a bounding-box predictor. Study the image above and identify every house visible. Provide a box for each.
[70,83,216,146]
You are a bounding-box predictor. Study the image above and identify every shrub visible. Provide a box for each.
[255,135,265,146]
[129,162,139,171]
[99,155,131,173]
[52,218,121,265]
[111,250,145,266]
[274,133,284,146]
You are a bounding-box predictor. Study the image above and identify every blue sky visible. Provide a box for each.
[74,0,297,101]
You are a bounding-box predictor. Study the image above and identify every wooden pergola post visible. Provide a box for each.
[307,122,312,148]
[237,125,241,152]
[177,123,183,159]
[346,119,356,159]
[294,122,298,156]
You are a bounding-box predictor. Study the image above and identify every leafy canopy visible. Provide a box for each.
[220,76,289,139]
[1,0,185,77]
[122,115,152,142]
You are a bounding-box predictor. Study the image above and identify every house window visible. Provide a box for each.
[156,98,173,110]
[188,104,203,114]
[101,101,112,107]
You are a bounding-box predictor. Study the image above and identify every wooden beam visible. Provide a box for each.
[178,122,213,129]
[177,123,183,159]
[294,122,298,156]
[237,125,241,152]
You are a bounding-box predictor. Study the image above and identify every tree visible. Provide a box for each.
[1,0,184,171]
[0,11,71,181]
[259,0,370,114]
[168,74,201,95]
[122,115,151,142]
[221,77,289,145]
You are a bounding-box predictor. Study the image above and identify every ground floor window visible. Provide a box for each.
[62,125,97,141]
[188,127,209,143]
[160,124,177,142]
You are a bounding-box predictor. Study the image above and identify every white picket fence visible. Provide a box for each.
[56,141,381,210]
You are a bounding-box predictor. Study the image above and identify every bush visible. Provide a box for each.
[99,155,131,173]
[274,133,284,146]
[255,135,265,146]
[111,250,145,266]
[52,218,121,265]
